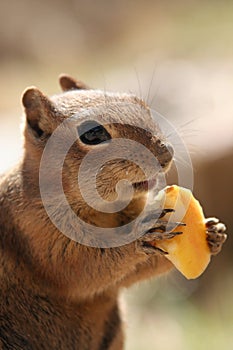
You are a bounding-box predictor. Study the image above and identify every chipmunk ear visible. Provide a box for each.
[59,74,89,91]
[22,87,55,137]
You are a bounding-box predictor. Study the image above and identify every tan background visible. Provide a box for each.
[0,1,232,349]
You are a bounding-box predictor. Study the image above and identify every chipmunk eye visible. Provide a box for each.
[77,121,111,145]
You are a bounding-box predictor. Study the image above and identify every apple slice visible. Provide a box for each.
[151,185,211,279]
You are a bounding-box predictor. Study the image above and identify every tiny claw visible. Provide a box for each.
[152,221,186,233]
[143,230,183,241]
[142,242,168,255]
[167,231,183,239]
[176,222,186,227]
[165,221,186,231]
[159,208,174,218]
[154,247,168,255]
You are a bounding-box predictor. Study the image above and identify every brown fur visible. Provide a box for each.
[0,75,225,350]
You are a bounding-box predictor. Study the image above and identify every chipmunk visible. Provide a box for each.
[0,75,227,349]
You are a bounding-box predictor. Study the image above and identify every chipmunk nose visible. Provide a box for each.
[155,140,174,168]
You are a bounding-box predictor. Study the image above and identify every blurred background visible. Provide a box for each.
[0,0,232,349]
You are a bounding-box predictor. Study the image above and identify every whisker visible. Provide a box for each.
[186,145,204,156]
[173,155,193,169]
[178,118,199,128]
[133,67,143,101]
[165,119,198,140]
[146,63,158,106]
[149,82,160,109]
[99,70,108,108]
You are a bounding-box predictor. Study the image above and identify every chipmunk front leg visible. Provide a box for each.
[118,209,179,288]
[136,208,185,255]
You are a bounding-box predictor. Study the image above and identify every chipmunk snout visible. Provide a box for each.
[155,140,174,168]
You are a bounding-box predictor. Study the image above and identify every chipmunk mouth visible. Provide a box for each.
[132,177,157,192]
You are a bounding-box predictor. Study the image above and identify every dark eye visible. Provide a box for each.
[77,121,111,145]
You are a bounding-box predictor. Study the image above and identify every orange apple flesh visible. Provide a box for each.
[152,185,211,279]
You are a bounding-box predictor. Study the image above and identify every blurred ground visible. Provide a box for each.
[0,0,232,349]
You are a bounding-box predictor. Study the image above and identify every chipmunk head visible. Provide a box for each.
[22,75,173,228]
